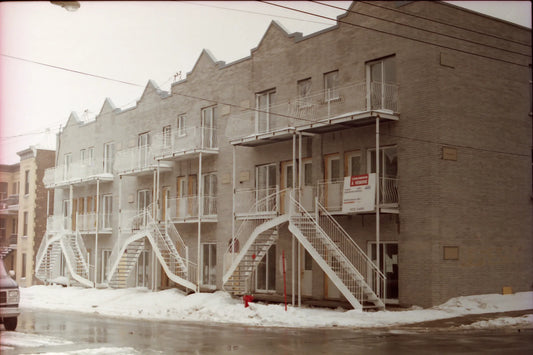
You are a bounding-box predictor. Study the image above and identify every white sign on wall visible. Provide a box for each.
[342,173,376,213]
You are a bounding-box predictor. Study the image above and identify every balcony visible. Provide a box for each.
[227,81,399,147]
[75,212,113,234]
[166,195,217,223]
[114,145,172,176]
[47,215,71,232]
[0,195,19,215]
[153,126,218,161]
[317,177,399,214]
[43,160,114,188]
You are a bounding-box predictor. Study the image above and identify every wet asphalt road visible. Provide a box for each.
[2,309,532,354]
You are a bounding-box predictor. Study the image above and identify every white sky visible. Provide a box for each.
[0,1,531,164]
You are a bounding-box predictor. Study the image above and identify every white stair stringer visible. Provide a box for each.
[223,214,289,295]
[59,234,93,288]
[107,232,147,288]
[35,233,63,283]
[288,196,385,310]
[147,221,197,292]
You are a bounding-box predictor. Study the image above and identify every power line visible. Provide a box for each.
[313,1,531,57]
[0,54,144,87]
[259,1,530,68]
[359,0,532,47]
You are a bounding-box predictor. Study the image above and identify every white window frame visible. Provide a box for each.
[255,89,276,134]
[162,125,172,148]
[324,70,339,102]
[297,78,312,108]
[201,106,216,149]
[103,142,115,174]
[255,244,276,292]
[101,194,113,230]
[178,115,186,137]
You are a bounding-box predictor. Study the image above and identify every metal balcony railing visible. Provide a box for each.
[166,195,217,221]
[0,195,19,213]
[43,159,113,187]
[234,186,279,217]
[152,126,218,159]
[226,81,398,140]
[114,145,158,174]
[317,177,399,213]
[75,213,113,233]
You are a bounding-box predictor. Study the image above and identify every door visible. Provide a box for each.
[368,242,398,302]
[201,106,216,149]
[176,177,187,218]
[301,159,314,211]
[255,90,275,134]
[324,153,341,211]
[138,132,150,169]
[137,250,150,288]
[302,249,313,297]
[104,142,115,174]
[137,189,152,226]
[161,187,170,221]
[256,244,276,292]
[367,146,398,205]
[202,174,217,216]
[102,195,112,230]
[71,198,77,231]
[255,164,277,213]
[63,200,70,230]
[201,243,217,288]
[280,160,295,214]
[188,175,198,216]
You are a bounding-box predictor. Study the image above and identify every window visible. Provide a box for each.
[80,149,86,163]
[345,151,362,177]
[0,218,5,238]
[24,170,30,195]
[201,106,216,149]
[103,142,115,174]
[85,147,94,166]
[102,195,113,229]
[367,146,398,178]
[0,182,7,200]
[63,154,72,179]
[201,243,217,287]
[297,78,312,107]
[12,218,17,235]
[162,125,171,148]
[256,163,277,211]
[367,56,396,110]
[23,211,28,236]
[255,89,276,134]
[137,250,150,287]
[178,115,186,137]
[63,200,70,229]
[256,245,276,291]
[12,181,18,195]
[303,160,313,186]
[100,249,112,283]
[324,70,339,101]
[21,253,27,278]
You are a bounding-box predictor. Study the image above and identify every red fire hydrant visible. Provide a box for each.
[243,295,254,308]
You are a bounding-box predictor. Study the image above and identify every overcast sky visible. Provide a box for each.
[0,1,531,164]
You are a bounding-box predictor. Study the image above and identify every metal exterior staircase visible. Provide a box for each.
[35,233,63,283]
[223,188,385,310]
[59,232,93,287]
[107,238,146,288]
[106,208,197,291]
[288,195,385,310]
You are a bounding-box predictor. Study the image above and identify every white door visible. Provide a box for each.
[324,154,341,211]
[280,160,294,214]
[255,164,276,213]
[256,245,276,292]
[202,174,217,216]
[201,107,216,149]
[138,132,150,169]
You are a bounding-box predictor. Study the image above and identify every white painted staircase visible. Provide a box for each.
[223,190,385,310]
[106,209,196,292]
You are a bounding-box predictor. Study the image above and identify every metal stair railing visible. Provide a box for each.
[59,233,93,287]
[74,230,90,277]
[289,194,385,309]
[223,187,283,280]
[35,233,63,283]
[165,216,197,283]
[314,199,386,304]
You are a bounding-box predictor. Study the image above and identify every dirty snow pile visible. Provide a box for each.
[20,286,533,329]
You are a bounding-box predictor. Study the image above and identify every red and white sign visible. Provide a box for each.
[342,173,376,213]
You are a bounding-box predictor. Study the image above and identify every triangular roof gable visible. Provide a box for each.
[137,79,167,104]
[251,21,302,54]
[187,49,225,78]
[97,97,117,117]
[64,111,81,128]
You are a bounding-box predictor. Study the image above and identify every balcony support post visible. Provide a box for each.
[375,116,381,298]
[232,146,236,255]
[47,190,50,217]
[197,152,203,293]
[95,177,99,287]
[118,175,122,236]
[292,133,296,306]
[69,184,73,231]
[298,132,302,307]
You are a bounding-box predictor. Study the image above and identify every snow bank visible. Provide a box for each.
[460,314,533,330]
[19,286,533,329]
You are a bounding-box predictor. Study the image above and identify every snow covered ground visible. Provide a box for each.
[17,286,533,329]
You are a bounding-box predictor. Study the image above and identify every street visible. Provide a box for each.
[1,309,532,354]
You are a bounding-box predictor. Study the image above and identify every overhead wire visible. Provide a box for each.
[359,0,531,47]
[259,1,530,68]
[313,1,531,57]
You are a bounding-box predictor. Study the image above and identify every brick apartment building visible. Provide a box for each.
[36,1,532,308]
[1,147,55,286]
